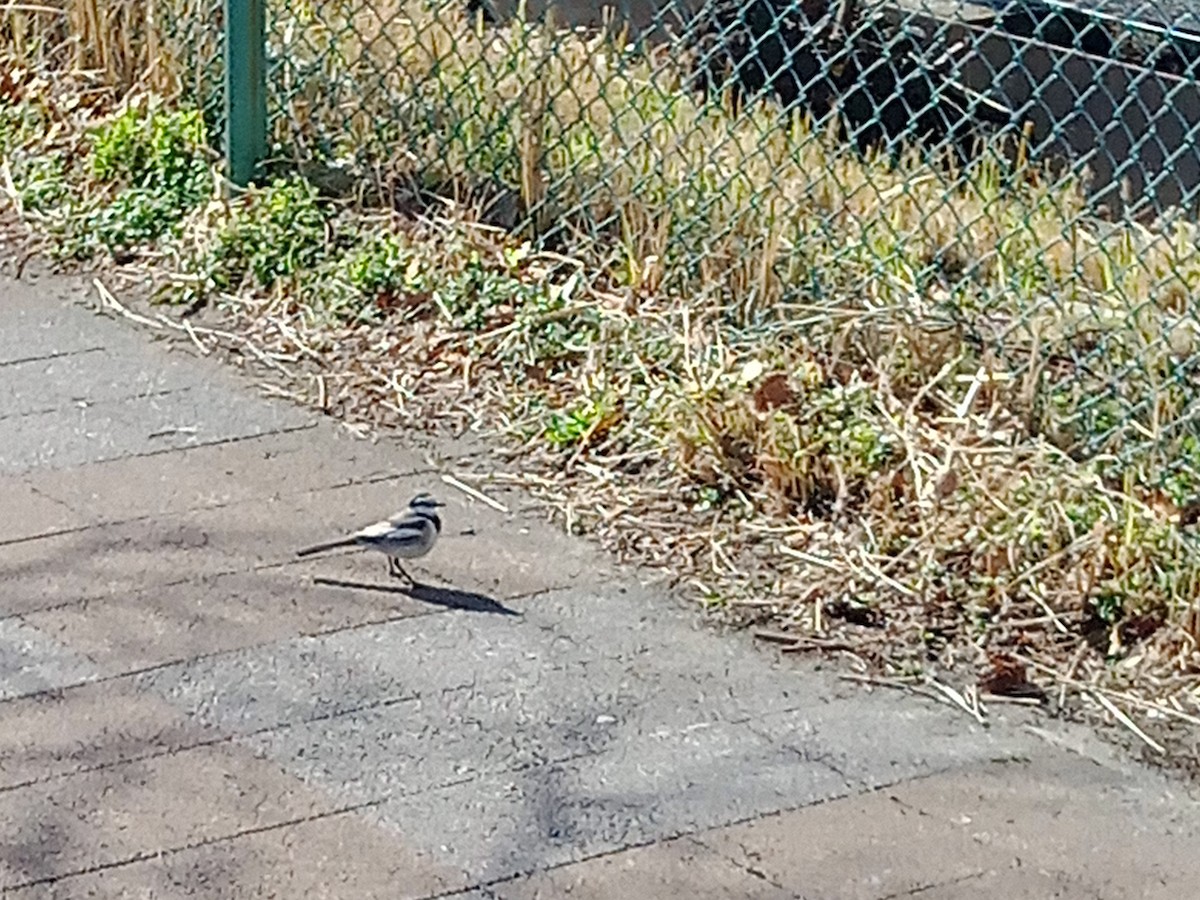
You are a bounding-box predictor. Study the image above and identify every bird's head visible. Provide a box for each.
[409,492,446,510]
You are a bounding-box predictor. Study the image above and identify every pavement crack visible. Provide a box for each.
[0,385,192,424]
[21,479,74,512]
[0,688,427,796]
[0,345,104,369]
[742,717,851,782]
[0,521,104,549]
[876,869,988,899]
[687,766,971,879]
[426,885,500,900]
[742,863,788,889]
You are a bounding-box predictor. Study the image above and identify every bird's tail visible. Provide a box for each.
[295,537,358,557]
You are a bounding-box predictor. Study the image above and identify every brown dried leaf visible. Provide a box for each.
[1119,613,1163,645]
[753,373,794,413]
[979,653,1045,699]
[824,599,885,628]
[831,360,857,385]
[1178,500,1200,527]
[934,469,958,500]
[0,68,21,104]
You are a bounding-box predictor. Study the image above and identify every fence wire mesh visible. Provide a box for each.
[265,0,1200,497]
[0,0,223,130]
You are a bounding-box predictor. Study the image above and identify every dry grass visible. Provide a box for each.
[4,0,1200,758]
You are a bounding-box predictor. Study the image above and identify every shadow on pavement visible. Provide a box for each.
[312,576,520,616]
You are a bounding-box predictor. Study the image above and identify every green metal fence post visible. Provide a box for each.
[224,0,267,187]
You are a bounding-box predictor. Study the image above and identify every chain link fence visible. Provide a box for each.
[8,0,1196,493]
[7,0,1189,492]
[257,0,1200,493]
[0,0,222,127]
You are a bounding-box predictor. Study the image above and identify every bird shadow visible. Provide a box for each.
[312,576,520,617]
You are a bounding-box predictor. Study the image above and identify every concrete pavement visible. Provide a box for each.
[2,270,1200,898]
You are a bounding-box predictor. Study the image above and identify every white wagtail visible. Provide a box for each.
[296,492,445,584]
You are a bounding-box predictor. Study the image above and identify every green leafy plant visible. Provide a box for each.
[545,395,612,448]
[207,177,330,290]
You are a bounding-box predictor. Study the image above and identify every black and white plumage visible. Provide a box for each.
[296,492,446,584]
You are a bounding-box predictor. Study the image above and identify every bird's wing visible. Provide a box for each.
[356,518,401,539]
[355,521,429,552]
[384,508,438,531]
[386,508,424,527]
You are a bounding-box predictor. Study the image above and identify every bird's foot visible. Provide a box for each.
[388,558,415,587]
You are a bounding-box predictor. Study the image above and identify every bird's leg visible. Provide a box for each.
[397,564,414,586]
[388,557,414,586]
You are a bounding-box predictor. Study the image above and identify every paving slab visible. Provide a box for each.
[5,455,594,624]
[20,566,440,678]
[0,616,98,701]
[0,479,76,544]
[695,755,1200,900]
[0,277,315,476]
[6,481,581,675]
[901,869,1143,900]
[0,383,313,475]
[1,511,242,619]
[22,426,430,525]
[0,343,195,419]
[123,585,1049,884]
[491,836,791,900]
[0,741,345,890]
[134,582,805,742]
[0,277,111,363]
[2,810,467,900]
[0,677,219,790]
[1,476,438,619]
[365,718,846,884]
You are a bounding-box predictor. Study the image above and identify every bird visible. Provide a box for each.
[296,492,446,585]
